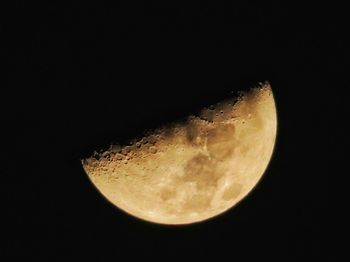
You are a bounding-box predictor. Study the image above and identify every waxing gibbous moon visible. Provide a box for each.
[82,83,277,225]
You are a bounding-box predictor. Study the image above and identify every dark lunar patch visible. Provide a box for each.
[183,153,221,189]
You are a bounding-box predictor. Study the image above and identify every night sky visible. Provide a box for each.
[4,1,347,259]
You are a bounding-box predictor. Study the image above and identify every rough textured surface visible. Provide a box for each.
[82,83,277,224]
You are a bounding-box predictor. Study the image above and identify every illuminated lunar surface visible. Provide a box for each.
[82,83,277,225]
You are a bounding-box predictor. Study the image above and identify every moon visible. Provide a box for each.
[82,83,277,225]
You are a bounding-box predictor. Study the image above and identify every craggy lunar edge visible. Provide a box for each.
[82,83,277,225]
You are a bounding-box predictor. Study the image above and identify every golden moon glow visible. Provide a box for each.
[82,83,277,225]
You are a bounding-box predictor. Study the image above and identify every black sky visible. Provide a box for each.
[3,1,348,259]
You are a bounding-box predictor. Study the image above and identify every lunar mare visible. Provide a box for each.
[82,83,277,224]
